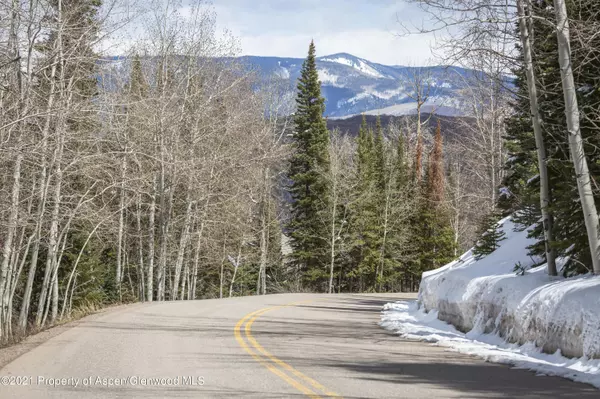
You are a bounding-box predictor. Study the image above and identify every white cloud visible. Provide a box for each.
[211,0,439,66]
[239,29,437,66]
[99,0,441,66]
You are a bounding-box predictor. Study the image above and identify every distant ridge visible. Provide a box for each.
[237,53,475,118]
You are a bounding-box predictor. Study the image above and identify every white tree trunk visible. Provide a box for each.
[229,243,243,298]
[136,193,145,301]
[36,120,65,327]
[171,197,194,299]
[146,176,157,302]
[189,213,207,300]
[517,0,557,275]
[116,151,127,297]
[257,168,270,295]
[0,0,24,341]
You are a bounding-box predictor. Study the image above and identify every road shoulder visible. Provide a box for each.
[0,303,143,370]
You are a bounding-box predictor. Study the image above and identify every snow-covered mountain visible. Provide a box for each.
[237,53,476,118]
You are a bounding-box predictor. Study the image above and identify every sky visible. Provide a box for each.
[211,0,438,66]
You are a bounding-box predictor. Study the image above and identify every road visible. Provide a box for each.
[0,293,597,398]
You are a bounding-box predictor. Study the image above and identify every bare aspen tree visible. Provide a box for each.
[324,130,354,294]
[405,67,435,180]
[516,0,557,275]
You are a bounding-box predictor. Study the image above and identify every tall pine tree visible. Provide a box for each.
[287,41,331,289]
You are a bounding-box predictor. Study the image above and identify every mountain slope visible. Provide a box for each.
[238,53,475,118]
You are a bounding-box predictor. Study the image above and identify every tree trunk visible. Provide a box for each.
[229,243,243,298]
[146,175,157,302]
[516,0,557,275]
[0,0,24,342]
[136,193,145,300]
[328,196,337,294]
[552,0,600,274]
[171,197,194,300]
[36,119,65,327]
[116,151,127,298]
[258,168,270,295]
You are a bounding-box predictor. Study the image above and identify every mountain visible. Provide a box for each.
[101,53,500,119]
[237,53,476,118]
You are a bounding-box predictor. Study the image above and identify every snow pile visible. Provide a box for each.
[381,216,600,386]
[381,301,600,388]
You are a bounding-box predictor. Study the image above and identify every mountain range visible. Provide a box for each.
[238,53,476,118]
[104,52,489,119]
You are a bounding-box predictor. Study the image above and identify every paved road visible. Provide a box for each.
[0,293,597,398]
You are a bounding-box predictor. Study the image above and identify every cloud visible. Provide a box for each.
[99,0,439,65]
[211,0,437,65]
[240,29,436,65]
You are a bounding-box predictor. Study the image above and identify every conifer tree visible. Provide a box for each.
[129,54,149,100]
[472,213,507,260]
[347,116,379,290]
[287,41,331,288]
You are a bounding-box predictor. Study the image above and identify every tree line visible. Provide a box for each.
[406,0,600,276]
[0,0,288,344]
[286,42,456,294]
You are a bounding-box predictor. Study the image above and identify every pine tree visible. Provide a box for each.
[287,41,331,288]
[347,116,380,291]
[472,213,507,260]
[129,54,149,100]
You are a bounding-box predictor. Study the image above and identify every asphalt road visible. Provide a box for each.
[0,293,597,398]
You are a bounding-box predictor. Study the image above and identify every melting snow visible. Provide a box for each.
[381,217,600,389]
[381,301,600,389]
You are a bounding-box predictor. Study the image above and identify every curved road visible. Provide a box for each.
[0,293,597,398]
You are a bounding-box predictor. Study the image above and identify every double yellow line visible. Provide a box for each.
[234,301,341,398]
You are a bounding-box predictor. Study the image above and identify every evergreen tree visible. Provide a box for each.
[347,115,380,291]
[472,213,507,260]
[128,54,149,100]
[287,41,331,288]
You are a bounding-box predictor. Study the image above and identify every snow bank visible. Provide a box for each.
[418,217,600,359]
[382,216,600,386]
[381,301,600,388]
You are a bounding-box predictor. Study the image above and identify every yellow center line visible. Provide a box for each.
[234,308,321,398]
[234,300,341,398]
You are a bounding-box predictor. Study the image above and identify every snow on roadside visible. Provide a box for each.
[380,301,600,388]
[380,216,600,389]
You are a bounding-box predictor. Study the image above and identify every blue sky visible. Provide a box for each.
[212,0,436,65]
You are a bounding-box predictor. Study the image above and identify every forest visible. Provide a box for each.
[0,0,599,347]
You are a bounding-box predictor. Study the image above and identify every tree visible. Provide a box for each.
[551,0,600,274]
[515,0,558,276]
[472,212,507,259]
[415,121,456,272]
[287,41,331,289]
[323,129,354,293]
